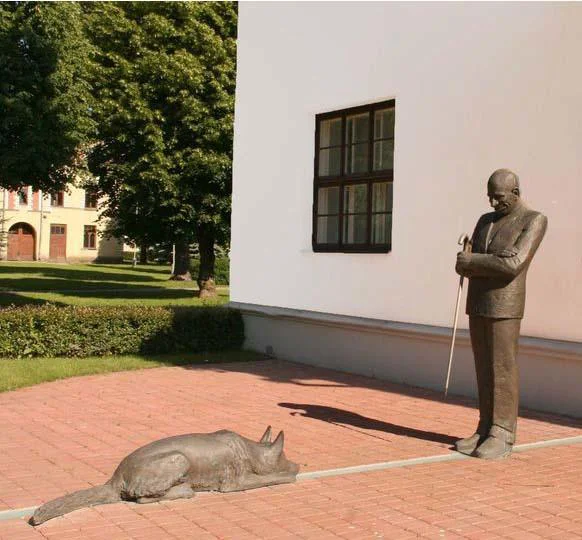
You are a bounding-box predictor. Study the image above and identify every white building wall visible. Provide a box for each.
[231,2,582,343]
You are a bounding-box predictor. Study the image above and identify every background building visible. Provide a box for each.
[0,185,122,263]
[230,3,582,416]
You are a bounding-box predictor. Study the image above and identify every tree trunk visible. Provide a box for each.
[197,224,216,298]
[170,237,192,281]
[139,243,148,265]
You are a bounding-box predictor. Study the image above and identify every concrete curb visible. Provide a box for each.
[2,434,580,523]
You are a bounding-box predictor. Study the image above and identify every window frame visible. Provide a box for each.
[312,99,395,253]
[17,187,28,206]
[50,224,66,235]
[83,225,97,249]
[51,191,65,207]
[84,190,98,209]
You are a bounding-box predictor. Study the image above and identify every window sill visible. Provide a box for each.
[312,244,391,254]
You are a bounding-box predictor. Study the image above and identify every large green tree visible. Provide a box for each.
[0,2,94,191]
[86,2,236,296]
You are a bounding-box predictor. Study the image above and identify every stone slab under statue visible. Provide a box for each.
[455,168,547,460]
[30,426,298,525]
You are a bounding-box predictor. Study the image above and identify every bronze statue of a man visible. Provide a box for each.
[455,169,547,459]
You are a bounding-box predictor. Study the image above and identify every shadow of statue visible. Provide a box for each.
[279,402,458,446]
[184,360,582,431]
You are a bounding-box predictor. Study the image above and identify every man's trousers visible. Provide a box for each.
[469,316,521,444]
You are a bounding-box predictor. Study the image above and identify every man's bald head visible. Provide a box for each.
[488,169,520,194]
[487,169,521,216]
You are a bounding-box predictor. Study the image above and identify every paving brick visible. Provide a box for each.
[0,360,580,540]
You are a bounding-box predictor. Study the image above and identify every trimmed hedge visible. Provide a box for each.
[0,305,244,359]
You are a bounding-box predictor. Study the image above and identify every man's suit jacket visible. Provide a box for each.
[459,201,547,319]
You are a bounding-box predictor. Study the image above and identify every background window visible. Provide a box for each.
[84,225,97,249]
[17,188,28,206]
[313,100,395,252]
[85,190,98,209]
[51,191,64,207]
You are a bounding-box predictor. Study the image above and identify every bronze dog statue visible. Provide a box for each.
[31,426,298,525]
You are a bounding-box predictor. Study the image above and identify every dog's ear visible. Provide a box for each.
[259,426,272,444]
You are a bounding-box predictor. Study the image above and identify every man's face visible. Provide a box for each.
[487,176,519,216]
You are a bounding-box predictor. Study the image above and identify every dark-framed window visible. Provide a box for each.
[313,100,395,253]
[51,191,64,207]
[17,187,28,206]
[83,225,97,249]
[85,189,98,209]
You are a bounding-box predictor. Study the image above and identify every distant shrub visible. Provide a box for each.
[190,257,229,285]
[119,252,230,285]
[0,305,243,359]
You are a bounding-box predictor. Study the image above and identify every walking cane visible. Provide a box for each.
[444,233,472,398]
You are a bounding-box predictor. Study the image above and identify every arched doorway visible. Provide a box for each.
[7,222,36,261]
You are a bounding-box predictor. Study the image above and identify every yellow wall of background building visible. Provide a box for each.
[0,185,123,262]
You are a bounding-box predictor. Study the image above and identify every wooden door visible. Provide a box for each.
[7,223,35,261]
[49,224,67,261]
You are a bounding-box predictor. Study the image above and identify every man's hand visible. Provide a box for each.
[455,251,472,277]
[496,249,518,258]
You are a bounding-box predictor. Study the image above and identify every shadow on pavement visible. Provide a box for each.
[188,359,582,431]
[278,402,459,445]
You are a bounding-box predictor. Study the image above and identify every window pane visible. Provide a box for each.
[317,186,340,215]
[346,113,369,144]
[18,189,28,205]
[51,192,64,206]
[343,184,367,214]
[319,147,341,176]
[372,182,393,212]
[85,191,98,208]
[84,226,97,248]
[372,213,392,244]
[345,143,368,174]
[319,118,342,147]
[317,216,339,244]
[373,140,394,171]
[374,108,395,140]
[343,214,367,244]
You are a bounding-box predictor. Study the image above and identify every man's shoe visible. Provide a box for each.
[455,433,483,455]
[474,435,512,460]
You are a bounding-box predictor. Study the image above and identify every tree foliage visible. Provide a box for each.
[86,2,236,288]
[0,2,236,293]
[0,2,94,190]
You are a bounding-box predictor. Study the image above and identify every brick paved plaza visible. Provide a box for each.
[0,359,581,539]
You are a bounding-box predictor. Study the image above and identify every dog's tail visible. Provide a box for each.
[30,483,121,525]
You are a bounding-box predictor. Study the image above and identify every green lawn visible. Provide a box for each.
[0,261,229,307]
[0,350,265,393]
[0,262,241,391]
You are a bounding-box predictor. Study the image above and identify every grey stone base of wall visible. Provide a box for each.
[230,302,582,418]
